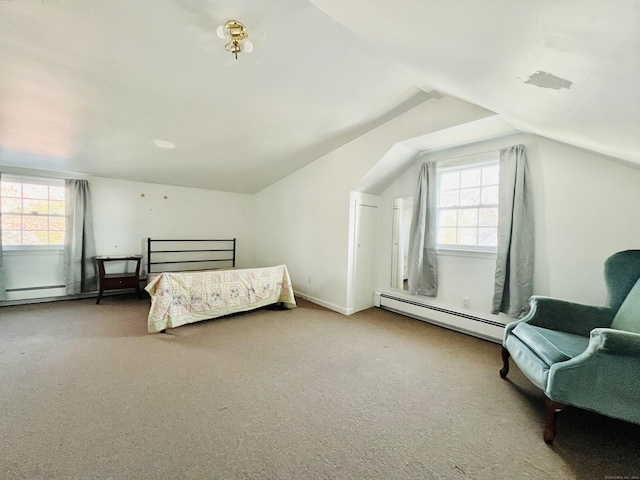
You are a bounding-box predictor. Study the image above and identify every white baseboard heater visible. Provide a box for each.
[6,284,65,292]
[377,293,505,343]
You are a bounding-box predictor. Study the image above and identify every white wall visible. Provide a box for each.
[251,96,495,312]
[6,97,639,316]
[2,250,66,300]
[90,177,255,270]
[534,139,640,304]
[377,132,640,328]
[2,174,254,301]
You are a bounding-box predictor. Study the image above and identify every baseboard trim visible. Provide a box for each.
[293,290,348,315]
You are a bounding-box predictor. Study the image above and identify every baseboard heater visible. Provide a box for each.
[2,285,143,307]
[378,293,505,342]
[6,284,65,292]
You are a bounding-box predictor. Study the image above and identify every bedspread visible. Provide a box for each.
[145,264,296,333]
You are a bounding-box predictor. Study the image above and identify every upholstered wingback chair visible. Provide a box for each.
[500,250,640,444]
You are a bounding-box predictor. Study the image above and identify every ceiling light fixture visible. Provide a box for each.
[153,139,176,150]
[216,20,253,59]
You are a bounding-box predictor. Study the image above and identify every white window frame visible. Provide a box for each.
[1,174,65,252]
[435,152,500,254]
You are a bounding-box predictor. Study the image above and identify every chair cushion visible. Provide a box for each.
[611,278,640,334]
[511,323,590,366]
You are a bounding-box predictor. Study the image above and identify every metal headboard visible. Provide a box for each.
[147,238,236,274]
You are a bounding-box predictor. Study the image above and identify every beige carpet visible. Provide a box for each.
[1,295,639,479]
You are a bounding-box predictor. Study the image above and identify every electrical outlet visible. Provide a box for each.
[308,275,312,284]
[463,297,471,309]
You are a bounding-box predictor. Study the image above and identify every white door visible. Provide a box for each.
[391,206,400,289]
[353,203,378,312]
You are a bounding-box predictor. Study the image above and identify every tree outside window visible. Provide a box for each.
[436,160,499,250]
[1,176,65,247]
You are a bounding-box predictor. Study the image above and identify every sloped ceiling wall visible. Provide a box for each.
[1,0,639,193]
[310,0,640,166]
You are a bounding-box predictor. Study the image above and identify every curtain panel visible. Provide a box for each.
[492,144,534,317]
[407,162,438,296]
[64,179,98,294]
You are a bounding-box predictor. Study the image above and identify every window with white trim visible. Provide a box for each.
[436,153,499,251]
[1,175,65,249]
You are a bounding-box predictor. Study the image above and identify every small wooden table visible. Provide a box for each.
[95,255,143,304]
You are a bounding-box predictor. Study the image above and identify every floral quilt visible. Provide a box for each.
[145,264,296,333]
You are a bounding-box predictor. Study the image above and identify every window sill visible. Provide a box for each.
[2,248,64,256]
[436,248,496,260]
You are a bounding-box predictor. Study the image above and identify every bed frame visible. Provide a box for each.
[144,237,295,334]
[146,238,236,275]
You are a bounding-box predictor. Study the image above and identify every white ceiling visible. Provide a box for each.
[1,0,639,193]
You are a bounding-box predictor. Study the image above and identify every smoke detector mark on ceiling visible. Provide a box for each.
[524,71,572,90]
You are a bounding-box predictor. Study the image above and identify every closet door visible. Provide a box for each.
[353,202,378,312]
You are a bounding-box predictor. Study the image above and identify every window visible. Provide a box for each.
[436,154,499,251]
[1,175,65,248]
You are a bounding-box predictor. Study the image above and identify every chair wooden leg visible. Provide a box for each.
[543,398,567,444]
[499,346,510,379]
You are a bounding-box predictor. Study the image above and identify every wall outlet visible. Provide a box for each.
[463,297,471,309]
[308,275,312,284]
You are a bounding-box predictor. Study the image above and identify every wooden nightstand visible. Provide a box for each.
[96,255,143,304]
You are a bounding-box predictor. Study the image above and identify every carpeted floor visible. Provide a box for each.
[1,295,639,479]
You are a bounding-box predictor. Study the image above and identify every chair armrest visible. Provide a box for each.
[514,296,616,337]
[589,328,640,357]
[546,330,640,421]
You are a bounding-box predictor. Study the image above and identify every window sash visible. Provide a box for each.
[1,174,66,250]
[435,154,499,251]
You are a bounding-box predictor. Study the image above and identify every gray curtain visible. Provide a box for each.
[492,144,534,317]
[64,179,98,294]
[0,172,6,301]
[407,162,437,296]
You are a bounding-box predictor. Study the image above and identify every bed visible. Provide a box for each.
[145,238,296,333]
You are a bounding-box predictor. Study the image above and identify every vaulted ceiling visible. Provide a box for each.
[1,0,639,193]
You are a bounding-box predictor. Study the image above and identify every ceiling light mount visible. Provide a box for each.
[216,20,253,59]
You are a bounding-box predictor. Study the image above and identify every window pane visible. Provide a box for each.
[2,214,21,230]
[49,217,65,231]
[478,228,498,246]
[49,231,65,245]
[481,185,499,205]
[1,177,66,247]
[457,228,477,245]
[23,231,48,245]
[23,184,49,199]
[49,186,65,201]
[436,159,499,250]
[458,209,478,227]
[23,199,49,214]
[440,171,459,190]
[478,207,498,226]
[438,227,457,245]
[3,231,21,245]
[460,168,481,188]
[482,165,500,185]
[23,215,48,230]
[50,200,65,215]
[438,209,457,226]
[439,189,459,207]
[1,197,22,213]
[1,181,21,197]
[460,188,480,206]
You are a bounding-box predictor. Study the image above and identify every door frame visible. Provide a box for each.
[346,191,380,315]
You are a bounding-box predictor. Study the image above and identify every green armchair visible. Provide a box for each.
[500,250,640,443]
